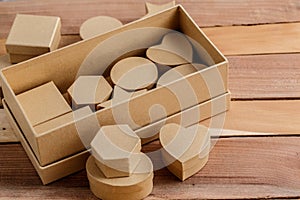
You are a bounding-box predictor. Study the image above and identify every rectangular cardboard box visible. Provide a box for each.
[1,5,228,167]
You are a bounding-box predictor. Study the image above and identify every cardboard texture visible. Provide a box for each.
[86,154,153,200]
[136,92,230,144]
[1,5,228,169]
[80,16,123,40]
[110,57,158,90]
[96,87,147,110]
[157,63,207,86]
[91,125,141,178]
[67,76,112,110]
[17,81,71,126]
[5,14,61,55]
[146,32,193,65]
[3,100,90,185]
[160,123,210,181]
[9,54,36,64]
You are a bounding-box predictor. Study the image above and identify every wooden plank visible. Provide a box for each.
[228,54,300,99]
[225,100,300,134]
[202,23,300,55]
[1,137,300,199]
[0,109,17,142]
[199,100,300,136]
[1,0,300,37]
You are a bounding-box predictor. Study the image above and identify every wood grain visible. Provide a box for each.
[1,137,300,199]
[0,0,300,37]
[0,109,17,142]
[228,54,300,99]
[199,100,300,136]
[203,22,300,55]
[223,100,300,135]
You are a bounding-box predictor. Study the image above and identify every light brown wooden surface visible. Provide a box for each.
[0,0,300,199]
[1,0,300,37]
[1,137,300,199]
[0,109,17,142]
[203,22,300,55]
[228,54,300,99]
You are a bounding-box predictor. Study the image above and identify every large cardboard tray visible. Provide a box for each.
[0,5,228,167]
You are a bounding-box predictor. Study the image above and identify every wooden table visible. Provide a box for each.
[1,1,300,199]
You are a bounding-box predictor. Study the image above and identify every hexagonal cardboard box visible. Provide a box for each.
[91,124,142,178]
[67,76,112,110]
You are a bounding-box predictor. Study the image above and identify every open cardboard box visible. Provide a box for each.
[0,5,228,169]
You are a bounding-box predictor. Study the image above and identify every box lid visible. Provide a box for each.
[5,14,61,55]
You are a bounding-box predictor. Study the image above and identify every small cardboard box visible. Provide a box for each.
[5,14,61,63]
[16,81,72,126]
[1,5,228,167]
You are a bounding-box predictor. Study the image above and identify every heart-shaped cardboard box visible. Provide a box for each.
[160,123,210,181]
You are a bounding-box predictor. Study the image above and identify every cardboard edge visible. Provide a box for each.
[136,92,230,144]
[49,18,61,51]
[177,5,227,64]
[3,99,90,185]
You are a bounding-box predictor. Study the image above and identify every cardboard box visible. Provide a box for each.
[3,99,90,185]
[5,14,61,56]
[9,54,35,64]
[1,5,228,167]
[17,81,72,126]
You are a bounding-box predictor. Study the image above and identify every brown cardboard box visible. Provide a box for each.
[3,100,90,185]
[5,14,61,56]
[9,54,35,64]
[5,14,61,64]
[17,81,72,126]
[0,5,228,168]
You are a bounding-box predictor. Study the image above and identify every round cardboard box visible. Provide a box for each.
[86,153,153,200]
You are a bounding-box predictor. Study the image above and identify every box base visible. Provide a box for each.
[3,99,90,185]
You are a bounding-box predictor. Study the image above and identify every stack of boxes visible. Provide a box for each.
[88,125,154,200]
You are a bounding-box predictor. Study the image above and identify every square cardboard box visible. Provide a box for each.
[16,81,72,126]
[5,14,61,56]
[1,5,229,167]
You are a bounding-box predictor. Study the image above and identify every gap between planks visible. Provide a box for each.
[1,100,300,143]
[1,0,300,37]
[1,136,300,199]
